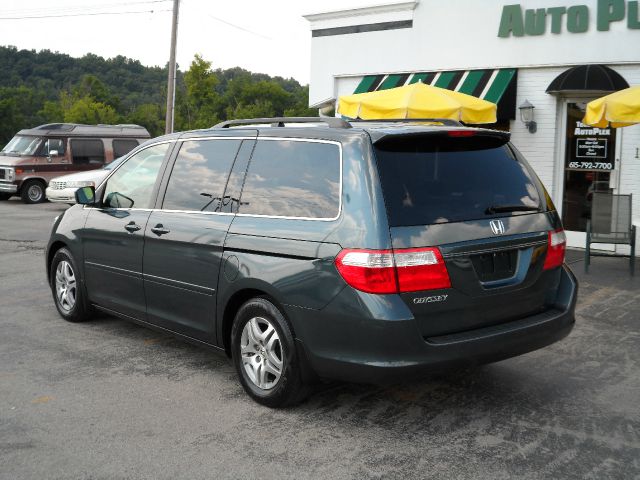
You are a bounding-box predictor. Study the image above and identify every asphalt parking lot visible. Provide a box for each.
[1,198,639,480]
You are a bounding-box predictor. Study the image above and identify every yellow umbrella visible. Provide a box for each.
[583,86,640,128]
[337,82,497,124]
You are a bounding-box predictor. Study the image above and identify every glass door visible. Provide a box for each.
[561,101,617,249]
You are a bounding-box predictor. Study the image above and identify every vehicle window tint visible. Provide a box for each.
[103,143,169,209]
[113,139,139,158]
[219,140,254,213]
[374,135,543,227]
[240,140,340,219]
[71,139,105,165]
[42,138,65,156]
[162,139,241,212]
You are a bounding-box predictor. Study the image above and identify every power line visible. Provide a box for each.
[0,9,173,21]
[1,0,172,16]
[205,13,272,40]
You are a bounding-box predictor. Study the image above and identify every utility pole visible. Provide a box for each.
[165,0,180,134]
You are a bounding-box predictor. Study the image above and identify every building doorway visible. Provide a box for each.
[560,101,618,249]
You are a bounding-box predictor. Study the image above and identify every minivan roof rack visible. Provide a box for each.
[214,117,352,129]
[34,123,148,131]
[351,118,463,127]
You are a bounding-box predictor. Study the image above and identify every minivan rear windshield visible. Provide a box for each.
[374,134,543,227]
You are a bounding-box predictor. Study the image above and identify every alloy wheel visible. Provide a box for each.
[55,260,77,312]
[240,316,283,390]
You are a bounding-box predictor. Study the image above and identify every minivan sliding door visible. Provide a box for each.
[142,137,255,343]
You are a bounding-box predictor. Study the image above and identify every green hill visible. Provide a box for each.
[0,46,315,145]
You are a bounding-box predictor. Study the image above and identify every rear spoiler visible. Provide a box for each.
[369,128,511,145]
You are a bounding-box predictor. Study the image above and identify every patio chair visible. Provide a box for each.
[585,193,636,275]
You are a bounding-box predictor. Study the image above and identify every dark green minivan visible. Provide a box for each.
[46,117,577,407]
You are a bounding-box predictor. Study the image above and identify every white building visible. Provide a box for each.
[305,0,640,253]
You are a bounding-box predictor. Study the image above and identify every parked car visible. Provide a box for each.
[46,156,125,204]
[0,123,149,204]
[46,117,578,407]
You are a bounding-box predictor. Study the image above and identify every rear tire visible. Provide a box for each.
[231,297,309,408]
[20,179,46,204]
[0,193,12,200]
[50,248,93,322]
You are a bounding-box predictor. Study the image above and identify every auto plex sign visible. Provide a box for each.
[498,0,640,37]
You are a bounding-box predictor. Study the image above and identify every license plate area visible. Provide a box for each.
[471,250,518,282]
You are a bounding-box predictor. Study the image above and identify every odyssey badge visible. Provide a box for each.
[413,294,448,304]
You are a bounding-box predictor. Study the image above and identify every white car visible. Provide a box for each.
[46,157,124,204]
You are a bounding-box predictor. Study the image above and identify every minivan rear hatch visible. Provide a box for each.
[372,129,563,339]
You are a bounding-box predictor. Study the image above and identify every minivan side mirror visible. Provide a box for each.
[75,186,96,205]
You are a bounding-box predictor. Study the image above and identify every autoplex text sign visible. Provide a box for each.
[498,0,640,37]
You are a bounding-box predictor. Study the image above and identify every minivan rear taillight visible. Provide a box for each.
[335,247,451,294]
[543,229,566,270]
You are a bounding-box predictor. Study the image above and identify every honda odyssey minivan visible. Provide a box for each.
[46,117,578,407]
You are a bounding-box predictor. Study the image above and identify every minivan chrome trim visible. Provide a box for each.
[176,136,256,142]
[91,137,344,222]
[151,209,235,216]
[442,240,547,258]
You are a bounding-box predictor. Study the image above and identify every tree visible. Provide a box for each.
[0,86,46,146]
[63,96,119,124]
[128,103,165,137]
[284,86,318,117]
[73,74,119,110]
[39,100,64,123]
[178,54,222,130]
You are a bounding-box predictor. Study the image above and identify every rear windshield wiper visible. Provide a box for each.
[485,204,541,214]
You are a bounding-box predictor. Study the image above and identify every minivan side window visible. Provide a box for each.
[71,139,105,165]
[239,140,340,219]
[113,139,140,159]
[162,139,241,212]
[103,143,169,209]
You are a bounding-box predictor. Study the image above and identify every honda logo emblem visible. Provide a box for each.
[490,219,506,235]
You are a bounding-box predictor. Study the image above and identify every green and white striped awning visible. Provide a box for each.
[353,68,518,121]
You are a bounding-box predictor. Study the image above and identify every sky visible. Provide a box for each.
[0,0,375,85]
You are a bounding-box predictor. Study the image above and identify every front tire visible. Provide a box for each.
[50,248,93,322]
[21,179,46,204]
[231,297,308,407]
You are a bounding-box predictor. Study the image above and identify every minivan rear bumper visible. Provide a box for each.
[291,265,577,385]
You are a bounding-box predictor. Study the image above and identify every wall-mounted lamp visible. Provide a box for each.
[519,99,537,134]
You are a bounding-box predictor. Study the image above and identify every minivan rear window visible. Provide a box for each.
[239,140,340,219]
[374,135,542,227]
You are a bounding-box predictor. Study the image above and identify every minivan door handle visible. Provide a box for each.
[124,221,141,233]
[150,224,171,236]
